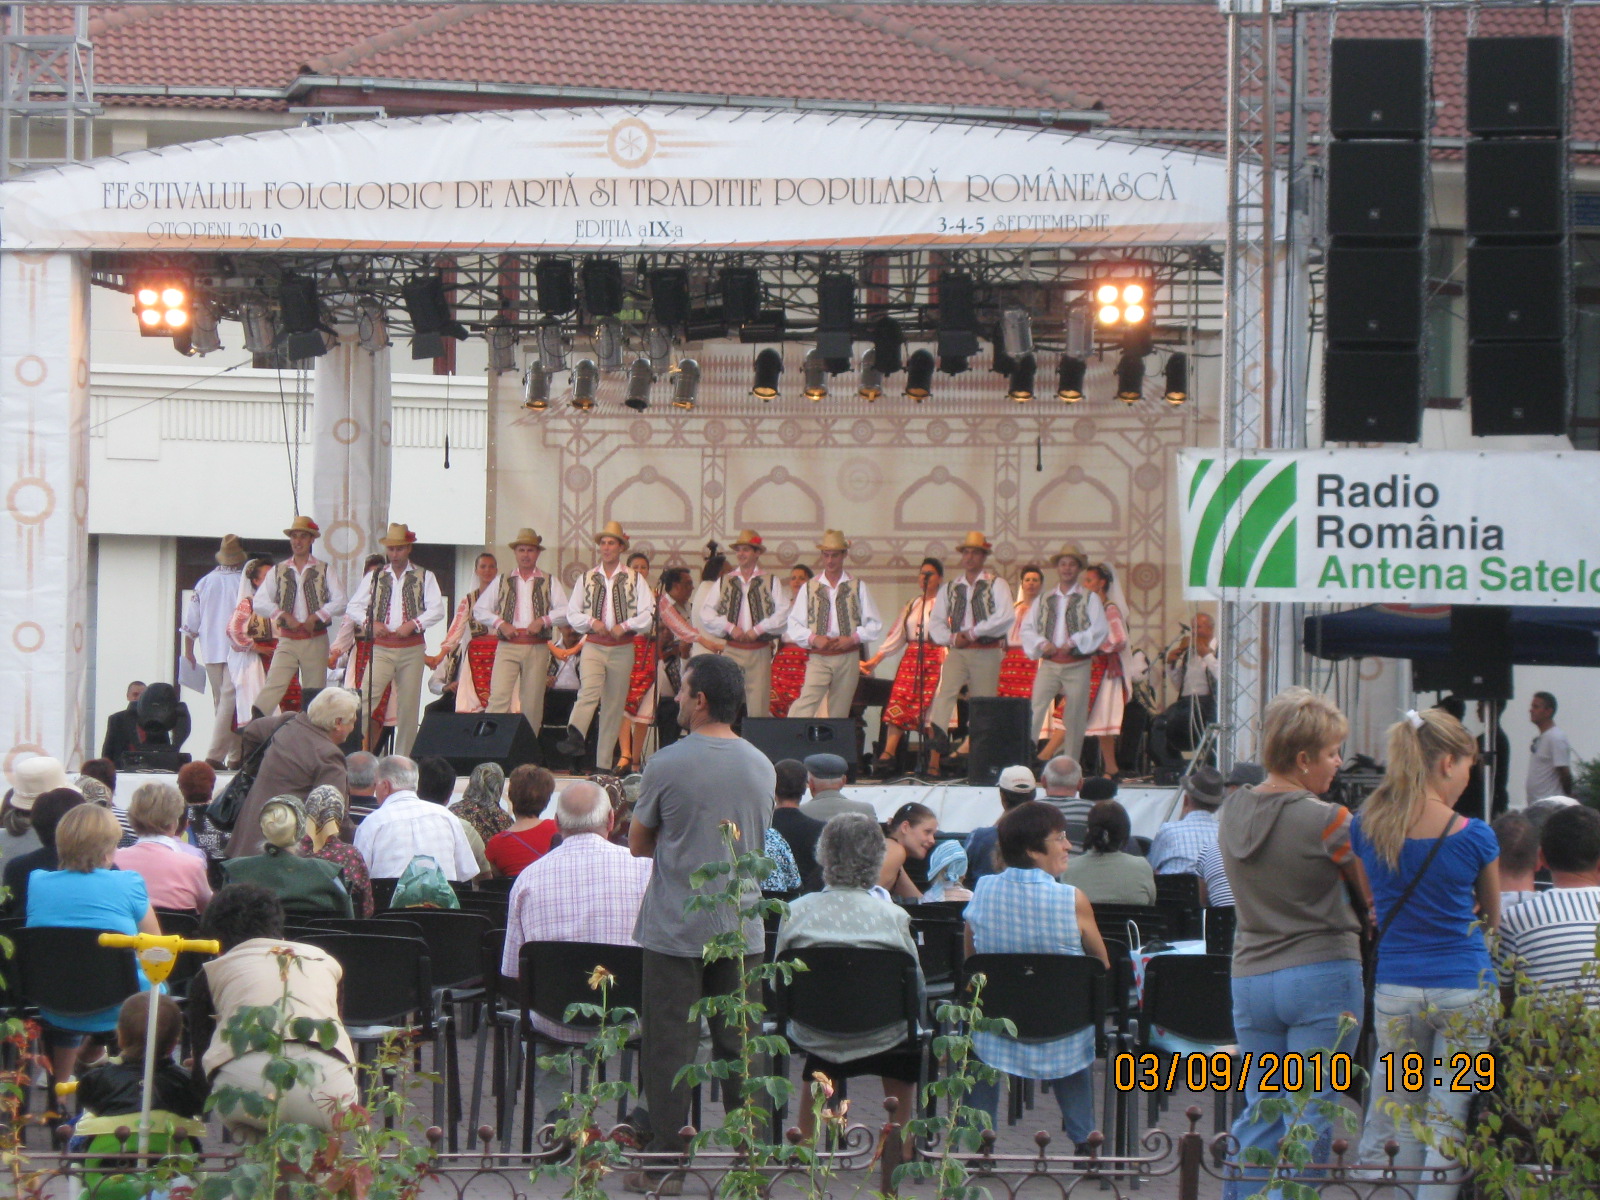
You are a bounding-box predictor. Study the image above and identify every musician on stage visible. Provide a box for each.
[1021,544,1109,766]
[862,557,945,773]
[474,529,570,740]
[1165,610,1218,751]
[787,530,883,720]
[701,529,792,719]
[924,531,1013,756]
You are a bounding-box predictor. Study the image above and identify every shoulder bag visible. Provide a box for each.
[206,717,288,832]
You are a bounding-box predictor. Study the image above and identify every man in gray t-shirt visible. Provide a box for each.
[628,654,775,1178]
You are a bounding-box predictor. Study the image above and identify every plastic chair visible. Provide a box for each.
[909,915,963,1007]
[1089,903,1170,1033]
[1154,873,1203,940]
[12,927,143,1027]
[466,926,513,1144]
[302,916,426,940]
[152,909,205,999]
[1202,906,1236,956]
[1124,952,1236,1148]
[473,876,516,895]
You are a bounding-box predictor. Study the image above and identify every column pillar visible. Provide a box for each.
[312,329,392,601]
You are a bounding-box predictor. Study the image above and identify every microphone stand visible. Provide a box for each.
[362,575,379,754]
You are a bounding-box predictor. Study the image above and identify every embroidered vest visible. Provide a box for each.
[247,604,273,642]
[494,572,550,628]
[1038,589,1091,645]
[465,587,488,638]
[807,577,861,638]
[274,560,330,620]
[583,568,637,625]
[947,573,995,632]
[717,572,774,629]
[372,567,425,626]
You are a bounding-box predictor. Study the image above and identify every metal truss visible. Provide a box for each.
[0,4,96,177]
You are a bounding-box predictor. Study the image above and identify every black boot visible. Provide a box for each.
[556,724,587,758]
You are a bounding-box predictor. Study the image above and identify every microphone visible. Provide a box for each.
[1179,622,1190,632]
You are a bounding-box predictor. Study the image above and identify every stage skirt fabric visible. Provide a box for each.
[465,635,498,709]
[883,644,946,728]
[997,646,1037,699]
[1085,653,1127,739]
[769,643,809,718]
[253,640,302,712]
[348,640,395,725]
[625,638,660,719]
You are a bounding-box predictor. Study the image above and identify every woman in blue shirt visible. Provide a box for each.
[27,803,160,1084]
[963,801,1110,1147]
[1350,708,1500,1198]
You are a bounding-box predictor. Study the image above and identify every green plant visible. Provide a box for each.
[1569,755,1600,808]
[1235,1014,1360,1200]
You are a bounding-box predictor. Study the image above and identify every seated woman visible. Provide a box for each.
[26,804,161,1084]
[190,883,358,1139]
[484,765,558,878]
[964,801,1110,1148]
[878,802,938,900]
[2,787,84,917]
[114,782,213,912]
[302,785,373,918]
[776,813,924,1143]
[1061,800,1157,906]
[223,797,353,919]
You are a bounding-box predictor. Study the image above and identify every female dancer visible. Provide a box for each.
[1083,563,1133,777]
[862,558,946,772]
[997,564,1044,701]
[768,564,813,719]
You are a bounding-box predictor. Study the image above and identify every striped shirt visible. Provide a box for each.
[1498,885,1600,993]
[1195,840,1235,907]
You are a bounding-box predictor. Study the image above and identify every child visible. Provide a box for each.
[68,994,206,1153]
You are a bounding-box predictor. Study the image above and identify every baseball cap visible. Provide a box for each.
[997,765,1037,797]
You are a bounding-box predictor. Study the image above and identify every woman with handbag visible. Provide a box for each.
[221,689,358,858]
[1350,708,1500,1197]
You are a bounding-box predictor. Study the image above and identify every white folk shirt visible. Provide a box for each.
[1020,584,1109,660]
[1171,648,1219,698]
[352,791,480,881]
[251,557,348,627]
[929,571,1015,646]
[182,565,244,664]
[344,564,447,634]
[784,572,884,649]
[472,569,572,633]
[700,568,793,639]
[566,564,655,635]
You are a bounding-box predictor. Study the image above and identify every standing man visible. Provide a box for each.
[475,529,569,743]
[1022,544,1108,766]
[1527,691,1574,804]
[1166,611,1218,751]
[182,534,247,768]
[626,654,774,1192]
[786,530,883,720]
[701,529,792,718]
[557,521,654,770]
[925,530,1013,748]
[344,523,445,756]
[253,516,347,717]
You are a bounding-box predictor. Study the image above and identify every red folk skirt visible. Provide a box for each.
[625,639,660,718]
[769,644,809,719]
[997,646,1037,699]
[883,644,946,728]
[253,640,302,712]
[1087,655,1110,710]
[465,635,499,708]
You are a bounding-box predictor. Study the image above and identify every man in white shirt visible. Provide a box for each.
[182,533,247,768]
[252,516,348,719]
[1022,544,1109,765]
[925,530,1014,748]
[1526,691,1574,805]
[352,754,479,882]
[1165,612,1218,754]
[556,521,654,770]
[786,529,884,721]
[474,528,570,741]
[344,523,446,756]
[700,529,791,719]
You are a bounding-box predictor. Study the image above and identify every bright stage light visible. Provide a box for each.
[1057,355,1086,403]
[1116,352,1145,403]
[1098,305,1121,326]
[904,349,935,402]
[572,359,598,412]
[1124,305,1146,325]
[671,359,700,410]
[1007,354,1036,402]
[523,361,550,411]
[803,348,828,401]
[752,348,783,400]
[1164,352,1189,405]
[1095,284,1118,305]
[133,277,190,339]
[1122,284,1145,305]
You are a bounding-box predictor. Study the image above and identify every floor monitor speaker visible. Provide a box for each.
[1329,39,1429,139]
[742,717,859,780]
[1327,142,1427,238]
[967,696,1034,788]
[410,711,542,775]
[1324,347,1423,443]
[1467,37,1565,136]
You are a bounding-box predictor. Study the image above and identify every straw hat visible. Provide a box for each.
[12,756,70,811]
[508,528,544,550]
[955,531,993,554]
[816,529,851,552]
[730,530,766,552]
[379,522,419,548]
[594,520,630,546]
[283,515,321,539]
[215,534,247,567]
[1051,543,1088,567]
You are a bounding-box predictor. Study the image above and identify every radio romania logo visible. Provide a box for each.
[1186,457,1298,590]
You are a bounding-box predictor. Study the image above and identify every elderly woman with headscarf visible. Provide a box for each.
[223,796,352,918]
[921,839,972,904]
[300,785,373,917]
[449,762,511,847]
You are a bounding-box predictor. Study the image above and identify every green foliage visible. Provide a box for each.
[1570,755,1600,809]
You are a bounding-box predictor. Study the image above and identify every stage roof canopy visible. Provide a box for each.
[1303,604,1600,670]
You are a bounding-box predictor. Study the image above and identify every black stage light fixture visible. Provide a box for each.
[858,349,884,401]
[581,258,625,317]
[939,353,969,376]
[685,307,727,342]
[870,316,904,375]
[671,358,700,411]
[278,274,331,360]
[624,358,654,412]
[937,273,981,359]
[572,359,598,412]
[739,309,787,343]
[990,323,1015,377]
[535,258,577,315]
[751,348,784,400]
[132,275,191,339]
[1164,353,1189,405]
[817,273,856,366]
[1116,352,1146,403]
[720,268,763,327]
[1007,354,1036,402]
[402,275,469,360]
[1057,355,1086,403]
[649,268,691,330]
[904,349,936,402]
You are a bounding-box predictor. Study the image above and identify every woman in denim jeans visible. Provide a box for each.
[1350,708,1500,1198]
[1218,688,1371,1198]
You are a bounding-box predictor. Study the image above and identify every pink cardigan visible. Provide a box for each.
[114,840,213,912]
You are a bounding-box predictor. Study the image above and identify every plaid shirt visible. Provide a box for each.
[1148,809,1219,877]
[502,832,653,1041]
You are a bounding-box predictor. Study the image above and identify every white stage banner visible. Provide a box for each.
[0,106,1233,252]
[313,330,393,601]
[1181,448,1600,606]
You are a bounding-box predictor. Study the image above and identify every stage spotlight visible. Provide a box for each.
[523,361,550,411]
[647,326,672,374]
[991,325,1015,378]
[937,273,980,359]
[803,348,828,401]
[721,268,762,327]
[132,276,190,337]
[939,353,969,376]
[817,273,856,365]
[870,316,903,375]
[1057,355,1086,403]
[1007,354,1036,402]
[240,302,276,354]
[188,302,223,356]
[572,359,598,412]
[649,268,691,330]
[738,309,787,344]
[537,322,567,372]
[355,297,390,352]
[486,325,517,375]
[858,349,884,401]
[402,274,469,360]
[581,258,624,317]
[1164,352,1189,405]
[752,348,783,400]
[1094,274,1156,333]
[278,274,331,360]
[594,319,624,371]
[1000,307,1034,358]
[1116,352,1145,403]
[671,358,700,411]
[904,349,936,402]
[685,308,727,342]
[535,258,577,315]
[624,357,654,412]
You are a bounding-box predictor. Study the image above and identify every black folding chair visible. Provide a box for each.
[370,877,400,909]
[466,927,514,1145]
[909,914,964,1009]
[1202,906,1236,956]
[474,876,516,895]
[1154,874,1203,940]
[1090,904,1170,1034]
[1123,952,1236,1150]
[301,916,425,939]
[152,909,204,998]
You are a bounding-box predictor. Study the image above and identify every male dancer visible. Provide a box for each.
[1021,543,1108,765]
[182,533,247,767]
[252,516,346,716]
[344,523,445,755]
[474,528,570,740]
[925,530,1013,749]
[787,530,883,720]
[700,529,791,718]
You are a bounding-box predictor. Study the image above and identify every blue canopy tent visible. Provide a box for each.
[1302,604,1600,668]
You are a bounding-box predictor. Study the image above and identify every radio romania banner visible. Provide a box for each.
[1179,449,1600,606]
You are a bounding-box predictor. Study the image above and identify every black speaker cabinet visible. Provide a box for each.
[1449,606,1514,701]
[1327,142,1427,238]
[411,711,542,774]
[1467,244,1568,342]
[742,717,859,780]
[1469,341,1568,436]
[1329,39,1429,140]
[1326,246,1425,343]
[1324,346,1423,443]
[966,696,1034,787]
[1467,37,1565,137]
[1466,140,1565,237]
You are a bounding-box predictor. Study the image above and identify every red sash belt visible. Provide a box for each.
[374,634,425,649]
[586,633,636,647]
[727,639,774,651]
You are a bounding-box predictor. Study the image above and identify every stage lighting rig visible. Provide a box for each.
[523,361,551,411]
[671,359,700,411]
[132,276,191,339]
[1007,354,1036,402]
[572,359,598,412]
[803,348,828,401]
[1056,355,1086,403]
[1164,353,1189,405]
[1116,352,1146,403]
[751,348,783,400]
[624,358,654,412]
[1093,271,1156,336]
[904,349,936,402]
[858,349,884,402]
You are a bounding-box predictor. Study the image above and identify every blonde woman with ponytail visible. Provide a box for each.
[1349,708,1501,1198]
